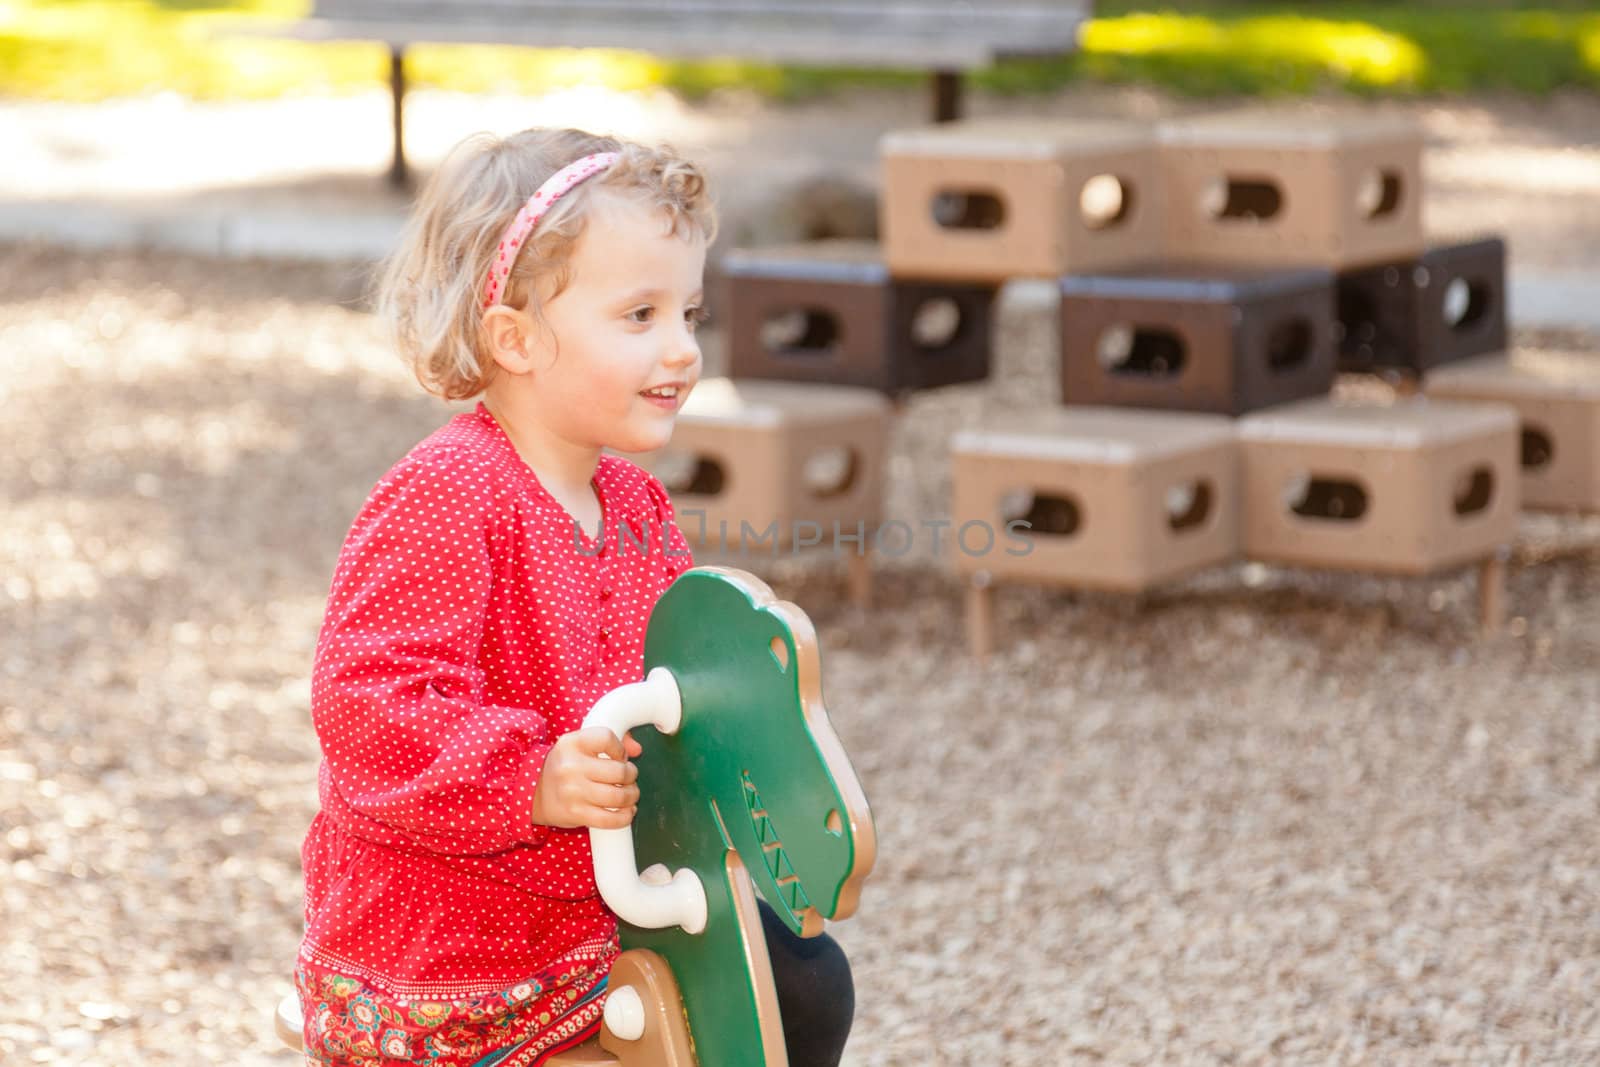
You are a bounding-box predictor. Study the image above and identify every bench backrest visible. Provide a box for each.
[303,0,1092,67]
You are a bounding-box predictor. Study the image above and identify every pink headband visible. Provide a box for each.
[481,151,620,310]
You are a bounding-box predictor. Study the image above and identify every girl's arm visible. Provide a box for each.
[310,450,553,856]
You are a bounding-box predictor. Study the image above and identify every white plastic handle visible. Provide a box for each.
[583,667,707,934]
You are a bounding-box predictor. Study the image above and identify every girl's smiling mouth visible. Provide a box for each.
[640,383,685,410]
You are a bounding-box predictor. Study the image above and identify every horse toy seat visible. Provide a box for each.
[273,567,876,1067]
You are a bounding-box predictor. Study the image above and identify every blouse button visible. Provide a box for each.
[599,588,612,601]
[598,627,610,641]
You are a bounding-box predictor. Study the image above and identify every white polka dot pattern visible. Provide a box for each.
[299,401,694,1000]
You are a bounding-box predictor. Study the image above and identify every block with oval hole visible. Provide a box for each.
[1337,237,1508,375]
[1059,265,1337,416]
[719,240,994,394]
[620,378,890,553]
[950,408,1238,592]
[1424,350,1600,513]
[1236,397,1518,574]
[880,118,1163,282]
[1160,112,1424,270]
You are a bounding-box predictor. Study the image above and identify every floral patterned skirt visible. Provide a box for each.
[294,950,609,1066]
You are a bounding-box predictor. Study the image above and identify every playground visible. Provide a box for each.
[3,192,1597,1061]
[4,0,1600,1054]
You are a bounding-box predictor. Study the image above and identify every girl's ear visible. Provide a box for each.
[482,305,541,376]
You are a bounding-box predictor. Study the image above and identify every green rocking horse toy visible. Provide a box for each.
[275,566,877,1066]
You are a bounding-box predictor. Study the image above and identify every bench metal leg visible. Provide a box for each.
[389,45,409,189]
[931,70,962,123]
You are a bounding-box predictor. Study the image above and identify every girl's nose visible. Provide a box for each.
[665,328,700,369]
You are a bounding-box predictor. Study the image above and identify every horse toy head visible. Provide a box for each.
[584,566,878,1066]
[640,566,876,938]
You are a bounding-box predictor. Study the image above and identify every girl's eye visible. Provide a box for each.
[686,306,710,332]
[627,306,654,324]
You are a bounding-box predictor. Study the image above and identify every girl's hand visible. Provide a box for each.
[531,727,642,830]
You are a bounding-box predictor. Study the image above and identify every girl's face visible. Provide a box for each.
[526,191,707,456]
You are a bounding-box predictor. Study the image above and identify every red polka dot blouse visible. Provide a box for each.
[299,402,694,1000]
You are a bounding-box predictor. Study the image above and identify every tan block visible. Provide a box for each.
[950,407,1238,591]
[881,118,1164,282]
[622,378,891,552]
[1425,350,1600,513]
[1161,111,1425,270]
[1237,397,1519,574]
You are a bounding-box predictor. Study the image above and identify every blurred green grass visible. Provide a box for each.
[2,1,1599,101]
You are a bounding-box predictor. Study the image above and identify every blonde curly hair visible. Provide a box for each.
[375,128,717,401]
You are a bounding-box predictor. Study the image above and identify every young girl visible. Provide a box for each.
[296,128,853,1067]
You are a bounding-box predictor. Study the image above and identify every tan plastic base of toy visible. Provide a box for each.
[273,948,696,1066]
[596,948,699,1067]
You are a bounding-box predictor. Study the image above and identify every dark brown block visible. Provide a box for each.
[1337,236,1508,375]
[1059,265,1338,417]
[719,239,994,395]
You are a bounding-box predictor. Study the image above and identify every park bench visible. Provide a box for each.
[266,0,1094,185]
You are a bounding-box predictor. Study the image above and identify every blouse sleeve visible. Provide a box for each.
[310,450,553,856]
